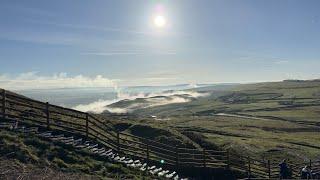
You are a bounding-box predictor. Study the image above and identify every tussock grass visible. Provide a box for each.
[0,129,152,179]
[107,80,320,163]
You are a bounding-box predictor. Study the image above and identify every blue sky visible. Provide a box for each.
[0,0,319,89]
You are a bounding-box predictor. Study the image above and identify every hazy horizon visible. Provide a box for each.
[1,0,320,89]
[1,72,318,91]
[1,1,320,178]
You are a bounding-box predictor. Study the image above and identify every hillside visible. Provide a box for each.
[0,128,150,180]
[0,89,189,180]
[1,80,320,179]
[105,80,320,162]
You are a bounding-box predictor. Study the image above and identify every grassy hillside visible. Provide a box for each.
[0,129,151,180]
[105,80,320,162]
[2,80,319,177]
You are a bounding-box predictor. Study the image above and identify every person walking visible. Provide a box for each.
[301,165,312,179]
[279,159,289,179]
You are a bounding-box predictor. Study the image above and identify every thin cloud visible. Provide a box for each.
[81,51,177,56]
[0,72,117,91]
[72,90,209,113]
[234,54,290,65]
[274,60,289,64]
[4,3,56,17]
[27,19,154,36]
[26,19,189,37]
[0,30,79,46]
[143,77,178,81]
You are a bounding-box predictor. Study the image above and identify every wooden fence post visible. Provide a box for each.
[247,156,251,179]
[268,160,271,179]
[86,113,89,139]
[1,89,5,119]
[227,150,230,169]
[46,102,50,129]
[146,142,149,163]
[175,146,179,169]
[203,149,206,168]
[309,159,312,169]
[117,132,120,153]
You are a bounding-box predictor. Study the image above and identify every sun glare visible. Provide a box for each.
[153,15,166,28]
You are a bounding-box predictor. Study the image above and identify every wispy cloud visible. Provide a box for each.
[0,72,116,90]
[73,90,209,113]
[143,77,178,81]
[81,51,177,56]
[0,29,79,46]
[27,19,154,36]
[4,3,56,18]
[234,53,291,65]
[26,18,189,38]
[274,60,289,64]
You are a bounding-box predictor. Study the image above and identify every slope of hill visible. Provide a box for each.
[1,88,237,179]
[0,89,188,179]
[2,80,319,179]
[0,128,149,180]
[104,80,320,162]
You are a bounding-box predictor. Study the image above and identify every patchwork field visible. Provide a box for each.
[107,80,320,162]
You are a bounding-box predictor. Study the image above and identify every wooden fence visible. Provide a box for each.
[0,90,227,169]
[0,89,318,178]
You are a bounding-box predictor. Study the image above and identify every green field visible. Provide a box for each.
[107,80,320,163]
[1,80,319,178]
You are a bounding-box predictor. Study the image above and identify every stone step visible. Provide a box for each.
[140,166,147,171]
[39,132,53,138]
[95,147,105,153]
[148,166,156,170]
[150,167,162,175]
[134,160,140,164]
[61,136,73,141]
[129,162,143,168]
[104,151,114,157]
[25,127,38,133]
[51,135,65,141]
[87,144,98,149]
[158,170,169,177]
[100,149,112,156]
[96,149,106,154]
[61,137,74,143]
[165,171,176,178]
[125,159,133,164]
[173,175,179,180]
[0,124,184,180]
[75,144,87,148]
[73,138,82,145]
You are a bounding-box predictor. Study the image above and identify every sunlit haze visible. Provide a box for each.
[153,15,167,28]
[1,2,320,177]
[0,0,320,90]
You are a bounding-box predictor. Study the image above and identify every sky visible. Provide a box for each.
[0,0,320,90]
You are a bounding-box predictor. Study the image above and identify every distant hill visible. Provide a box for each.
[99,79,320,165]
[103,79,320,118]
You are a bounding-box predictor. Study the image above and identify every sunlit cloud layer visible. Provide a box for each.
[72,90,209,113]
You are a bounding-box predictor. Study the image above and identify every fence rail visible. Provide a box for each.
[0,89,318,178]
[0,89,228,169]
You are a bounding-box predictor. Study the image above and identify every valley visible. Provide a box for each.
[104,80,320,162]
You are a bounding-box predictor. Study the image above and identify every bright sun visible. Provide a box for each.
[153,15,166,28]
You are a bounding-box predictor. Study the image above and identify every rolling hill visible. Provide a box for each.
[104,80,320,162]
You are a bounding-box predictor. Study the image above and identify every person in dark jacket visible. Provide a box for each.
[279,159,289,179]
[301,165,312,179]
